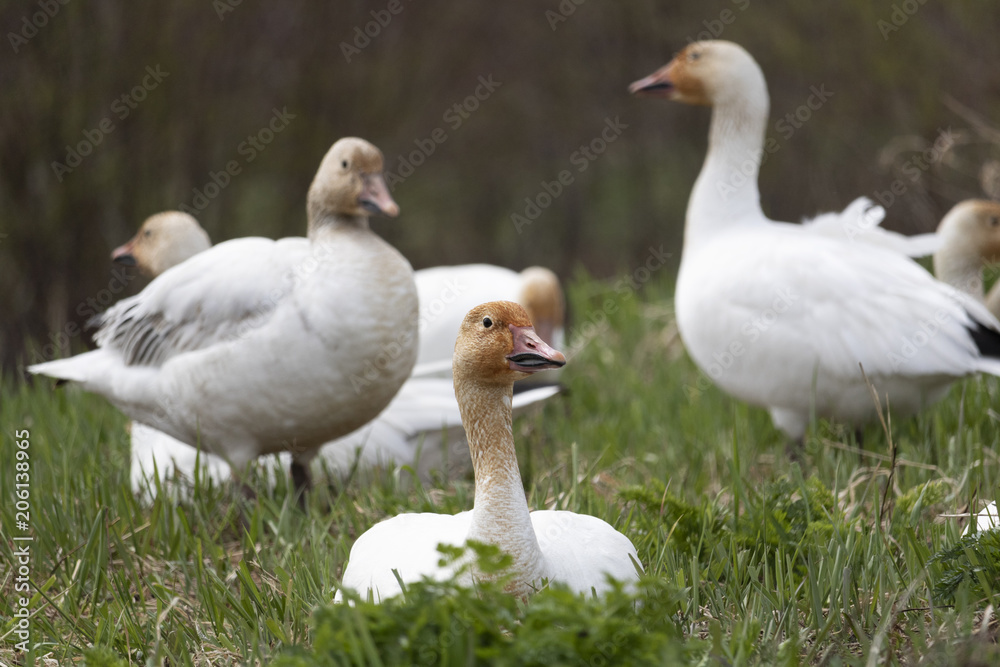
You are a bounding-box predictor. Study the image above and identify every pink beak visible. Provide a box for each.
[360,173,399,217]
[628,63,676,97]
[507,325,566,373]
[111,238,137,266]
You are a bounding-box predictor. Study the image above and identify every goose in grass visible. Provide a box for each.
[110,215,561,497]
[30,137,418,495]
[933,199,1000,318]
[336,302,640,602]
[629,41,1000,441]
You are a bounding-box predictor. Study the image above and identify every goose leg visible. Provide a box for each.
[290,461,312,509]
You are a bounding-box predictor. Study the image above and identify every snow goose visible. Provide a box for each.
[109,216,560,497]
[934,200,1000,317]
[413,264,566,380]
[30,137,418,494]
[111,211,211,277]
[629,41,1000,440]
[336,302,639,602]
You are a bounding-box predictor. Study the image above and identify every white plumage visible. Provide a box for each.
[31,138,418,490]
[336,302,639,603]
[630,41,1000,439]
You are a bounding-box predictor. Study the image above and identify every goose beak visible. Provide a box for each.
[507,325,566,373]
[359,173,400,218]
[628,63,676,98]
[111,238,137,266]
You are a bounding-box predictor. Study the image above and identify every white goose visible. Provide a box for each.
[629,41,1000,440]
[934,199,1000,318]
[112,216,561,496]
[30,137,418,494]
[336,302,640,602]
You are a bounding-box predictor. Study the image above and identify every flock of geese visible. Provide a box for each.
[30,40,1000,601]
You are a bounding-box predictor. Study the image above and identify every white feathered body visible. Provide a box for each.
[336,509,639,603]
[33,228,418,470]
[676,224,1000,437]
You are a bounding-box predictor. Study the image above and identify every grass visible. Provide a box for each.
[3,271,1000,665]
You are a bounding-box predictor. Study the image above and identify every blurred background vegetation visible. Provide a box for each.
[2,0,999,372]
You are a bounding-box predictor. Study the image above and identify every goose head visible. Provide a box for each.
[628,40,766,108]
[307,137,399,227]
[517,267,565,347]
[936,200,1000,261]
[454,301,566,388]
[112,211,211,277]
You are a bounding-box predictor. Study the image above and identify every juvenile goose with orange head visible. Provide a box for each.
[336,302,640,602]
[30,137,418,494]
[934,200,1000,318]
[630,41,1000,441]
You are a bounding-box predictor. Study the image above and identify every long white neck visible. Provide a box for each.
[457,379,544,592]
[686,85,769,252]
[934,237,986,301]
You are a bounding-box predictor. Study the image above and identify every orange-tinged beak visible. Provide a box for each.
[359,173,399,217]
[628,62,677,98]
[111,238,137,266]
[507,325,566,373]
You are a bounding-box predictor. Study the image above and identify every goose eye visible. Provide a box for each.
[991,216,999,228]
[688,51,701,62]
[482,317,493,328]
[144,230,152,237]
[341,160,349,169]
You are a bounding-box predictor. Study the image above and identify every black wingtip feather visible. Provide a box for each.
[967,319,1000,359]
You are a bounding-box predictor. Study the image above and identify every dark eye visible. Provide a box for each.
[991,216,999,228]
[341,160,348,169]
[688,51,701,62]
[144,230,152,237]
[482,317,493,328]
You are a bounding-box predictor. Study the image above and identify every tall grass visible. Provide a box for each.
[2,272,1000,665]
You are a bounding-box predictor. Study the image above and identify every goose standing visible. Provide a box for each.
[336,302,639,602]
[111,215,560,496]
[30,137,418,494]
[629,41,1000,440]
[933,199,1000,317]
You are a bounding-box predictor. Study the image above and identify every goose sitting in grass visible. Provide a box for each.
[111,214,561,497]
[336,302,640,602]
[933,199,1000,317]
[30,137,418,496]
[629,41,1000,442]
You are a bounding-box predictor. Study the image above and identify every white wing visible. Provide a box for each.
[677,226,1000,429]
[532,511,641,595]
[90,237,309,366]
[802,196,941,258]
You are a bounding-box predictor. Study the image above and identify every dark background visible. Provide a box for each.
[3,0,999,372]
